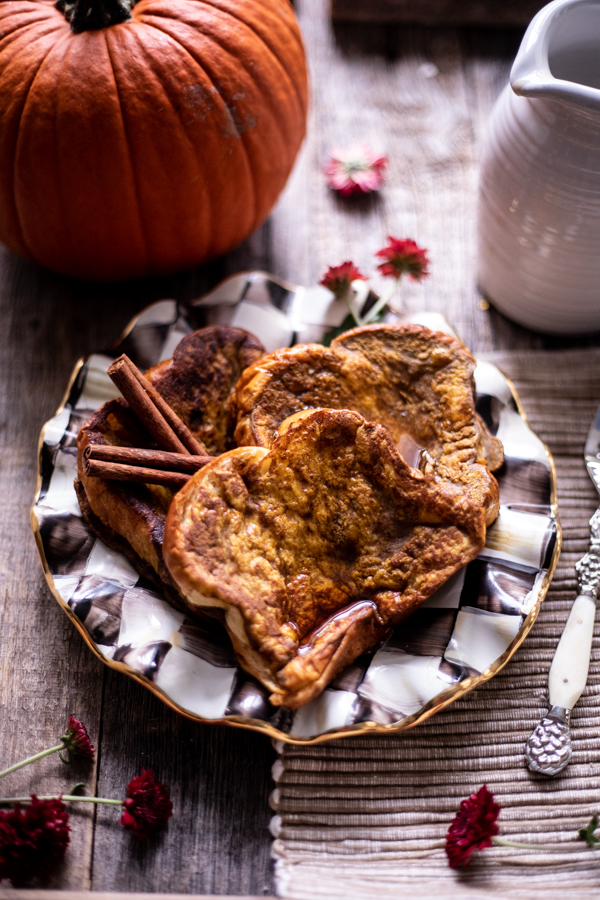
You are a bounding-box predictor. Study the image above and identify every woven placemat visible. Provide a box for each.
[270,348,600,899]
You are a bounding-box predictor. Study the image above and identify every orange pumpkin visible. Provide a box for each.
[0,0,308,280]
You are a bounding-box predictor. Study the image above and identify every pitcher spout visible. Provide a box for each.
[511,0,600,113]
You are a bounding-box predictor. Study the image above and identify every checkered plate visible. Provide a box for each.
[31,272,561,743]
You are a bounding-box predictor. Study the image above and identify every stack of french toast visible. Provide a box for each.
[76,323,503,709]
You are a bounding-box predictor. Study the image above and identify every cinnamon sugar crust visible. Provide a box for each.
[164,408,488,709]
[146,325,265,454]
[232,323,502,526]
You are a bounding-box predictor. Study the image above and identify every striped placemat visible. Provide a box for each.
[270,347,600,898]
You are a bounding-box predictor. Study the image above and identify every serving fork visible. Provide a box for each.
[525,404,600,776]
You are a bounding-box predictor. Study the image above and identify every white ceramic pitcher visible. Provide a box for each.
[478,0,600,334]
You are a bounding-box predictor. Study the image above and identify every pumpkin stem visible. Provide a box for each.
[56,0,133,32]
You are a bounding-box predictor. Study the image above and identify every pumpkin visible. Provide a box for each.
[0,0,308,280]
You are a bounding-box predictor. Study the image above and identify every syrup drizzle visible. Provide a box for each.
[396,432,426,470]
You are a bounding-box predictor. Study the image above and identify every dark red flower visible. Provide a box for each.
[60,716,95,759]
[320,261,367,300]
[375,237,429,281]
[324,145,387,196]
[446,785,500,868]
[121,770,172,841]
[0,797,69,886]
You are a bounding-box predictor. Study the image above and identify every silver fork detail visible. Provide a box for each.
[525,506,600,776]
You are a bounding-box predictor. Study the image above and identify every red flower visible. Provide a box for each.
[121,770,172,841]
[320,261,367,300]
[375,237,429,281]
[60,716,95,759]
[0,797,69,886]
[324,145,387,196]
[446,785,500,868]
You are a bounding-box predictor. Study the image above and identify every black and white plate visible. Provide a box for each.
[32,272,560,744]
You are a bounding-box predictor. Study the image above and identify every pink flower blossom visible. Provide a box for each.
[324,145,387,196]
[375,237,429,281]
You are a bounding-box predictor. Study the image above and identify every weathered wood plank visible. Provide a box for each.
[0,893,273,899]
[276,0,513,352]
[89,670,276,894]
[0,249,148,890]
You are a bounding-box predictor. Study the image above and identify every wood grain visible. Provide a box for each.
[0,894,272,900]
[1,0,599,895]
[275,0,532,353]
[0,894,273,900]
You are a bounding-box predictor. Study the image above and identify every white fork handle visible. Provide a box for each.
[548,594,596,710]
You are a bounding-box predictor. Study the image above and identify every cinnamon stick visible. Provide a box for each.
[126,359,207,456]
[83,457,191,489]
[84,444,213,473]
[108,355,187,453]
[107,354,205,456]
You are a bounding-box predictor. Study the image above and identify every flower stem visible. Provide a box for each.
[492,836,589,852]
[0,744,65,779]
[0,794,123,806]
[343,295,361,327]
[360,279,400,326]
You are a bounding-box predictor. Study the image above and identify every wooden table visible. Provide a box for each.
[1,0,597,896]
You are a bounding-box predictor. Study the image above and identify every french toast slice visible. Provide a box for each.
[76,326,265,602]
[144,325,264,454]
[164,408,488,709]
[232,323,502,526]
